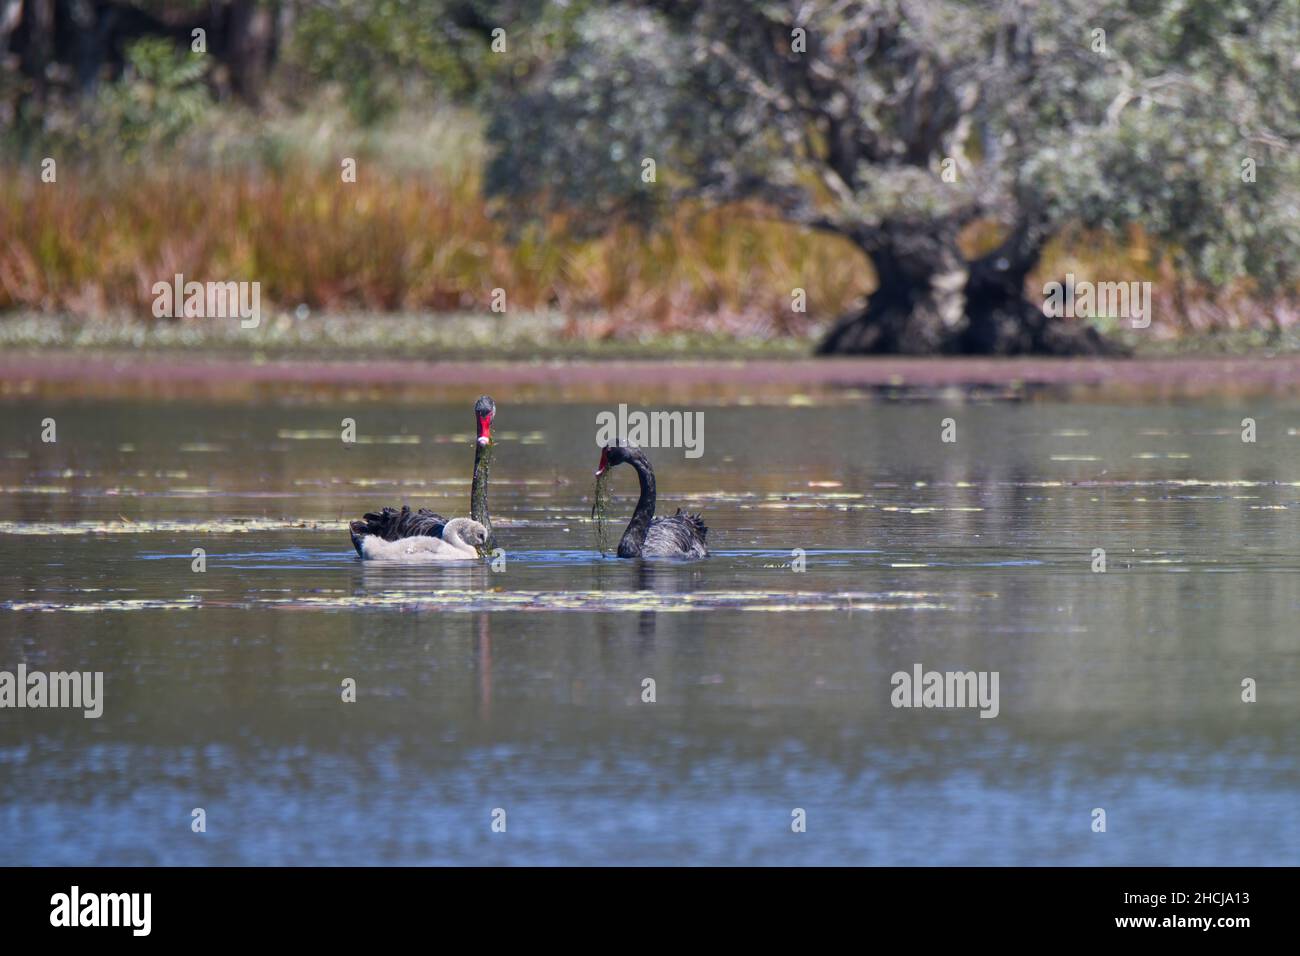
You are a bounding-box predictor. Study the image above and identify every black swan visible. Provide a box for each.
[357,518,489,562]
[594,444,708,559]
[349,396,496,557]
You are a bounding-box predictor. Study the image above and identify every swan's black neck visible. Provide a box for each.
[471,441,494,548]
[617,455,657,558]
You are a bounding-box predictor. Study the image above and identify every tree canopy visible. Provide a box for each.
[484,0,1299,353]
[3,1,1296,353]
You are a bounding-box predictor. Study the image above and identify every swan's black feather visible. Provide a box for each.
[351,398,495,557]
[642,508,709,558]
[349,506,448,557]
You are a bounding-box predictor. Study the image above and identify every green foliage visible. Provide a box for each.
[91,38,211,156]
[293,0,469,122]
[485,9,688,228]
[291,0,588,124]
[484,0,1299,290]
[1011,0,1299,289]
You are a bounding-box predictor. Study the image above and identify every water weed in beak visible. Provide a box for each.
[592,470,612,554]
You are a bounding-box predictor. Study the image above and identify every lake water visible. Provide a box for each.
[1,386,1298,864]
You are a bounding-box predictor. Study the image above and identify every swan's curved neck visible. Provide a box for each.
[442,524,479,557]
[617,457,656,558]
[471,441,493,545]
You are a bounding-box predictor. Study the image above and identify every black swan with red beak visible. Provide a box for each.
[349,396,497,556]
[595,444,708,558]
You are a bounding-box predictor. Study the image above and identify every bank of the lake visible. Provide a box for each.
[5,349,1300,403]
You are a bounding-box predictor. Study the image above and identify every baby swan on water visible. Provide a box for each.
[359,518,488,563]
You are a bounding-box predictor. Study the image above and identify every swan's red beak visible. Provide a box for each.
[476,414,492,446]
[595,448,609,477]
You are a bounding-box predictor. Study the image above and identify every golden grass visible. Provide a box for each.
[1,154,1290,346]
[0,160,868,340]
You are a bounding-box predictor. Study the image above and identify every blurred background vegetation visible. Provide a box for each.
[1,1,1296,357]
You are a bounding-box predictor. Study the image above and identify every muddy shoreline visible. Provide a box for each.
[2,351,1297,401]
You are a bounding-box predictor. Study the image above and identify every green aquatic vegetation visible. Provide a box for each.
[264,590,955,614]
[0,587,963,615]
[0,519,346,535]
[3,598,202,612]
[591,472,613,554]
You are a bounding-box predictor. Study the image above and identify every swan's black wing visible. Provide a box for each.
[643,509,708,558]
[349,506,448,557]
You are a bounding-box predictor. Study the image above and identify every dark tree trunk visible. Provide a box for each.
[18,0,55,104]
[817,220,970,355]
[3,1,281,111]
[1,0,24,56]
[0,0,23,123]
[222,0,276,105]
[816,219,1124,357]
